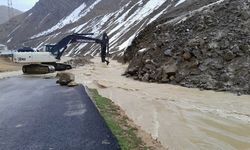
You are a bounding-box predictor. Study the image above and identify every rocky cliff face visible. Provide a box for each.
[124,0,250,94]
[0,5,22,24]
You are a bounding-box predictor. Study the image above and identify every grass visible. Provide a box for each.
[88,89,149,150]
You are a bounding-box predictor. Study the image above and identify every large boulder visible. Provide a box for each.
[56,72,78,87]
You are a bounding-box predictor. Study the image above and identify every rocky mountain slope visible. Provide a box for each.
[0,0,248,94]
[0,0,207,56]
[0,5,22,24]
[0,0,88,48]
[124,0,250,94]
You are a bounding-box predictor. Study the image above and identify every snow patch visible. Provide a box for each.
[118,34,136,50]
[39,13,51,26]
[7,37,13,43]
[109,0,166,52]
[8,25,21,37]
[165,0,226,25]
[148,4,171,24]
[31,0,102,38]
[138,48,148,53]
[24,13,33,20]
[175,0,186,7]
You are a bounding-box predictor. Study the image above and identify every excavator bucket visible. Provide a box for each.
[101,32,110,65]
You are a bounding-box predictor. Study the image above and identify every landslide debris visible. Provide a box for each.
[124,0,250,94]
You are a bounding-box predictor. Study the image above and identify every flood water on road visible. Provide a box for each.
[72,57,250,150]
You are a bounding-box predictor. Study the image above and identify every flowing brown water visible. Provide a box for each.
[72,57,250,150]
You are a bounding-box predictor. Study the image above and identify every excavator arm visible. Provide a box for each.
[47,32,109,64]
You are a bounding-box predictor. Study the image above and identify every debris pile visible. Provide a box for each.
[124,0,250,94]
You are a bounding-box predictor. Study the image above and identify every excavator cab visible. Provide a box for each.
[44,45,55,52]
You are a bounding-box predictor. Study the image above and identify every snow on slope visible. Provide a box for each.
[31,0,102,38]
[68,0,171,56]
[175,0,187,7]
[165,0,226,26]
[30,0,185,57]
[108,0,167,50]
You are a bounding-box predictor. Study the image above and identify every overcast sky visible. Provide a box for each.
[0,0,39,11]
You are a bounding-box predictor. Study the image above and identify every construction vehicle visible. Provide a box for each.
[0,44,7,51]
[12,33,109,74]
[0,44,13,56]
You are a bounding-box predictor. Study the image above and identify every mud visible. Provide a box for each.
[0,56,21,72]
[0,70,22,79]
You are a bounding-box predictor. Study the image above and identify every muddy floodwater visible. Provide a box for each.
[71,57,250,150]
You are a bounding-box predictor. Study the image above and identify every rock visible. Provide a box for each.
[191,49,203,59]
[153,68,163,80]
[145,64,156,71]
[169,76,175,81]
[67,81,78,87]
[223,51,235,61]
[133,76,139,80]
[142,73,150,82]
[164,49,173,56]
[239,45,250,53]
[183,52,192,60]
[161,74,169,83]
[188,38,200,47]
[162,63,177,75]
[208,42,219,49]
[126,66,139,76]
[231,44,240,54]
[56,72,75,86]
[220,40,230,49]
[175,73,185,83]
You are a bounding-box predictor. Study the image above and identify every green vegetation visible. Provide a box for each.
[88,89,149,150]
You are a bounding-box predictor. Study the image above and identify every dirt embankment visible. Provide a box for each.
[124,0,250,95]
[0,56,21,72]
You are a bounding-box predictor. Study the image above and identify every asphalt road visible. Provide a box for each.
[0,76,120,150]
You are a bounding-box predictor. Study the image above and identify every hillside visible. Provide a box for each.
[0,5,22,24]
[124,0,250,94]
[0,0,88,48]
[0,0,217,56]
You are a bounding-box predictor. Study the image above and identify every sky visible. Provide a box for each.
[0,0,39,11]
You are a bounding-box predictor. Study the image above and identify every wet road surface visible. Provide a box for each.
[0,76,120,150]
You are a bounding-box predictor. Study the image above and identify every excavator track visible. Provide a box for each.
[22,63,72,74]
[43,63,72,71]
[22,64,55,74]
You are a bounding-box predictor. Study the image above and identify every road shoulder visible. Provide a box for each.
[87,88,166,150]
